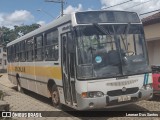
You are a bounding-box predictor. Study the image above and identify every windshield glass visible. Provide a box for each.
[76,24,150,79]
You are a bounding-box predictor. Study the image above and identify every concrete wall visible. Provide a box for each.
[144,23,160,41]
[147,40,160,65]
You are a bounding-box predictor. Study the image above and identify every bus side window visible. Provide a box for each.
[26,39,34,62]
[62,36,67,73]
[20,41,25,62]
[35,36,43,61]
[45,30,59,61]
[10,46,13,62]
[7,47,10,62]
[70,53,75,78]
[68,33,75,78]
[15,43,20,62]
[7,45,16,62]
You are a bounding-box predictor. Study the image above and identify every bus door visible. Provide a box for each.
[61,33,76,106]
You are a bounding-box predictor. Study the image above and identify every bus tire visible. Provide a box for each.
[148,93,155,101]
[152,94,155,100]
[17,78,23,93]
[51,85,60,108]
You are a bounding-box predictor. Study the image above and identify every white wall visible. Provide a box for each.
[0,46,7,71]
[144,23,160,41]
[147,40,160,65]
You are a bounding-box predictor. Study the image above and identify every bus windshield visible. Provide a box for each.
[76,24,151,79]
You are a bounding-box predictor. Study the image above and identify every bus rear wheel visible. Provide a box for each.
[51,85,60,107]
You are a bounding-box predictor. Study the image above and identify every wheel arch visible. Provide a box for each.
[47,79,56,93]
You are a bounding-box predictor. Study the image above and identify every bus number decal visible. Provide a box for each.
[15,67,25,73]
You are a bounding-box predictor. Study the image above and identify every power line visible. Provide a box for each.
[124,0,154,10]
[45,0,65,16]
[139,9,160,16]
[37,9,54,18]
[102,0,134,9]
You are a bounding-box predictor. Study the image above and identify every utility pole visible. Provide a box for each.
[45,0,65,17]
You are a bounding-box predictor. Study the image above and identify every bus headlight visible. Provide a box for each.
[146,84,152,89]
[88,92,95,98]
[141,85,146,89]
[82,91,104,98]
[142,84,152,90]
[96,91,104,97]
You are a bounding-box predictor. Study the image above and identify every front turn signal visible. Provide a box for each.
[81,92,87,98]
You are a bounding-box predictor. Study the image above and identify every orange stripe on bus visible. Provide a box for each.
[7,65,62,80]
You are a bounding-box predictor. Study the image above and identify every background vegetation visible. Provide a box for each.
[0,24,40,45]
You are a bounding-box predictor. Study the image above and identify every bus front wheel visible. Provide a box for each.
[51,85,60,107]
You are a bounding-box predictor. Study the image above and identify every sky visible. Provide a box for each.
[0,0,160,28]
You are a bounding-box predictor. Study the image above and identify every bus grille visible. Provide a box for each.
[107,87,139,96]
[106,79,138,86]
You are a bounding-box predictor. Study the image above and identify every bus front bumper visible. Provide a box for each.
[76,88,153,110]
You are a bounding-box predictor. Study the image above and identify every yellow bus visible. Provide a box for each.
[7,10,153,110]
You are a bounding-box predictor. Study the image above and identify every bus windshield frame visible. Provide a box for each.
[75,24,151,80]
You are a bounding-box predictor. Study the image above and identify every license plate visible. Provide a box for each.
[118,95,131,102]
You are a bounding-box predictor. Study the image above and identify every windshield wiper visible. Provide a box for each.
[120,23,131,56]
[124,23,131,51]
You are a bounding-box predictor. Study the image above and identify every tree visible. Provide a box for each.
[0,24,40,45]
[0,27,11,44]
